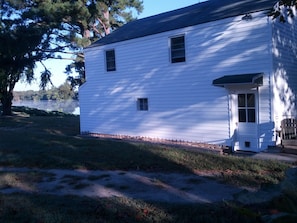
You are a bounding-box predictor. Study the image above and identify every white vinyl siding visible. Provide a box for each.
[80,12,275,147]
[272,17,297,120]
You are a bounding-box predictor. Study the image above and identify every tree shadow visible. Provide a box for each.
[0,113,193,173]
[0,193,170,222]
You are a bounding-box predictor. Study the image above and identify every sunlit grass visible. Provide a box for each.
[0,171,43,193]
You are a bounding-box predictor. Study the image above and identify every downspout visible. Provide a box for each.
[256,86,260,151]
[267,14,278,145]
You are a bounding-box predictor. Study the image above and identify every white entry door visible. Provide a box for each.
[233,93,259,152]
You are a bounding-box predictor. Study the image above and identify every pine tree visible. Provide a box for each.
[0,0,143,115]
[269,0,297,22]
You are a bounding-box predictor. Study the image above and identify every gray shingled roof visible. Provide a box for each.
[91,0,277,47]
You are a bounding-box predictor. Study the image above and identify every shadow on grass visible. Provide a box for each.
[0,107,295,222]
[0,193,268,223]
[0,108,290,184]
[0,110,192,173]
[0,193,176,223]
[0,169,296,222]
[0,194,170,223]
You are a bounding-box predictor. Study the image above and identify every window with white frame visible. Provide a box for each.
[170,35,185,63]
[105,49,116,71]
[137,98,148,111]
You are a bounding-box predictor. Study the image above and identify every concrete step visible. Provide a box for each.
[282,146,297,155]
[282,139,297,146]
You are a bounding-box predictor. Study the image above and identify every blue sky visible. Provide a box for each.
[139,0,203,18]
[15,0,205,91]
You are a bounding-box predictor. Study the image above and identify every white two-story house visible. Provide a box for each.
[79,0,297,152]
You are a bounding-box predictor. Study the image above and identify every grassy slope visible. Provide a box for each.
[0,107,290,186]
[0,106,296,222]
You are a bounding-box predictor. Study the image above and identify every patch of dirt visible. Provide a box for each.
[0,167,296,204]
[0,168,241,203]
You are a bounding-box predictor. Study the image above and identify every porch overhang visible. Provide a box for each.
[212,73,263,88]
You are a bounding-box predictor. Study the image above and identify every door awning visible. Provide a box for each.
[212,73,263,88]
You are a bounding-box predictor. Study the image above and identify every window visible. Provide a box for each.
[137,98,148,111]
[238,93,256,123]
[105,49,116,71]
[170,35,185,63]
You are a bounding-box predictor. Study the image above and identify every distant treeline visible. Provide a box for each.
[14,82,78,101]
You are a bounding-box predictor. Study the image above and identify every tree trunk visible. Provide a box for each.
[0,91,13,116]
[103,9,110,35]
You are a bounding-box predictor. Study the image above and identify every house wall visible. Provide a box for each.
[272,15,297,137]
[80,12,273,146]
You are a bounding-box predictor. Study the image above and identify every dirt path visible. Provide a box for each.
[1,167,296,204]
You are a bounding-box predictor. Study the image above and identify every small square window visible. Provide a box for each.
[137,98,148,111]
[170,35,185,63]
[106,49,116,71]
[245,141,251,148]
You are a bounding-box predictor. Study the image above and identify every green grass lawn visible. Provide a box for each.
[0,106,296,223]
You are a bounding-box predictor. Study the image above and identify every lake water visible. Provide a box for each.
[12,100,80,115]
